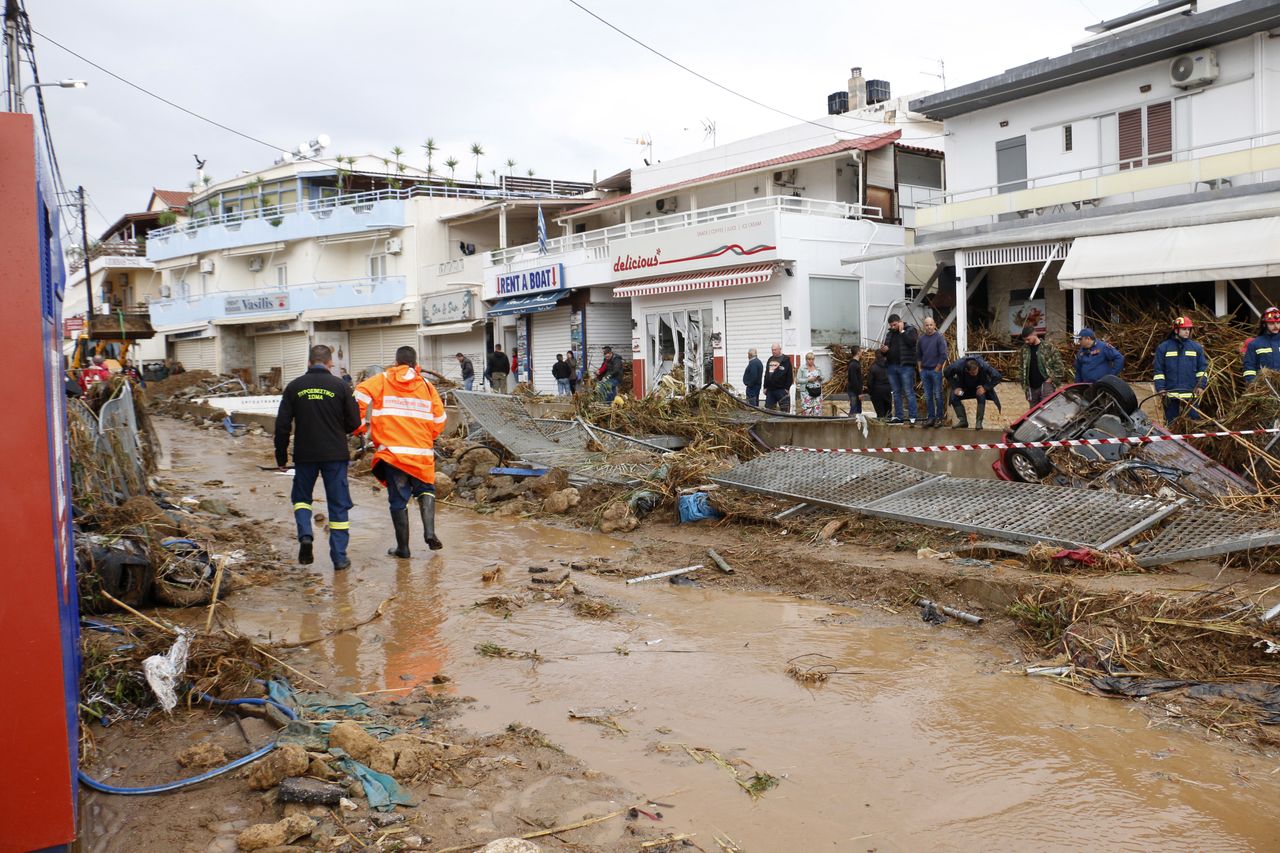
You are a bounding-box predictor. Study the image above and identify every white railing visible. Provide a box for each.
[150,182,593,240]
[488,195,881,265]
[917,129,1280,209]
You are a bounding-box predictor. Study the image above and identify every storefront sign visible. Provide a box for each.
[611,214,778,281]
[225,293,290,315]
[421,290,474,325]
[62,316,85,337]
[495,264,564,297]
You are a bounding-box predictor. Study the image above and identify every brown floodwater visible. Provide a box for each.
[162,422,1280,851]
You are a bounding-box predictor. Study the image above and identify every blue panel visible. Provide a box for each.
[487,290,570,317]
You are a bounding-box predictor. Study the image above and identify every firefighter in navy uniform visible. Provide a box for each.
[1153,316,1208,425]
[275,344,362,570]
[1243,306,1280,386]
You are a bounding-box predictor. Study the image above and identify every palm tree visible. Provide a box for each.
[505,158,517,177]
[527,168,535,178]
[470,143,484,182]
[388,146,406,189]
[444,156,459,182]
[422,137,437,177]
[475,171,483,184]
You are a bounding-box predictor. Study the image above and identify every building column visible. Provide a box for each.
[498,205,508,249]
[1215,280,1228,317]
[954,249,968,357]
[1072,287,1085,333]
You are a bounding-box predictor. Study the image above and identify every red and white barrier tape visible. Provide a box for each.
[779,427,1280,455]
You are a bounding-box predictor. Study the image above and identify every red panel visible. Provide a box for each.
[713,355,725,384]
[631,358,644,398]
[0,114,77,849]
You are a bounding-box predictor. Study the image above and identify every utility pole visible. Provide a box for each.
[78,186,95,338]
[4,0,21,112]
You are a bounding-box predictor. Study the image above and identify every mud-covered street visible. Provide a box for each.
[78,415,1280,852]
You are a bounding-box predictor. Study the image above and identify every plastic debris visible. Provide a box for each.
[143,629,192,712]
[330,749,417,812]
[677,492,722,523]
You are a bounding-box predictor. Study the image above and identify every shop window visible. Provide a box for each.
[809,276,861,347]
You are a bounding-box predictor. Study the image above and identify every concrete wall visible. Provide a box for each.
[217,326,254,374]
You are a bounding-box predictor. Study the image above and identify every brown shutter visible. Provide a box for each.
[1118,108,1143,170]
[1146,101,1172,164]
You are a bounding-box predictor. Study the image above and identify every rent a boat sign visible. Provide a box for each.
[496,264,564,296]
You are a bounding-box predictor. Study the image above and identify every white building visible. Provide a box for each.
[482,69,944,397]
[872,0,1280,357]
[143,151,591,386]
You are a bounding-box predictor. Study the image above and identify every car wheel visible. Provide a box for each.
[1085,375,1140,415]
[1006,448,1053,483]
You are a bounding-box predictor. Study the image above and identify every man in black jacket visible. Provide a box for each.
[485,344,509,392]
[944,356,1003,429]
[742,348,763,407]
[455,352,475,391]
[275,345,362,570]
[596,345,625,402]
[880,314,919,425]
[845,346,863,418]
[763,343,794,412]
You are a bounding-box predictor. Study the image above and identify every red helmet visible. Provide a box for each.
[1172,316,1195,329]
[1264,307,1280,323]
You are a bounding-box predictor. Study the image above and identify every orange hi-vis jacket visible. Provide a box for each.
[353,364,447,485]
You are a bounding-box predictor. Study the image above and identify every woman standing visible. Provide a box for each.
[799,351,824,416]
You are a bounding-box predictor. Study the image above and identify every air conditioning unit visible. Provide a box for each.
[773,169,798,186]
[198,258,215,274]
[386,237,404,254]
[247,256,264,272]
[1170,49,1218,88]
[159,284,172,298]
[654,196,679,213]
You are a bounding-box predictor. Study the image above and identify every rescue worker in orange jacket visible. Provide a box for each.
[354,346,447,557]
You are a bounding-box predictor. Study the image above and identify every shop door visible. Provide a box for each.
[254,332,308,388]
[724,295,782,391]
[173,337,216,373]
[645,305,711,395]
[531,306,572,395]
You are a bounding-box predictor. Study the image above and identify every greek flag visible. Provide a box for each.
[537,205,548,255]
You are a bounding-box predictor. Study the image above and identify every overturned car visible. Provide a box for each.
[993,376,1253,501]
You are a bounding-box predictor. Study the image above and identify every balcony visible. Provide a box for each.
[86,305,155,340]
[434,254,486,289]
[148,275,407,329]
[69,239,147,274]
[915,131,1280,233]
[486,195,881,272]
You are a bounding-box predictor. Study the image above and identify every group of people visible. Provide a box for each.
[64,354,157,399]
[736,306,1280,428]
[275,343,447,571]
[460,345,624,402]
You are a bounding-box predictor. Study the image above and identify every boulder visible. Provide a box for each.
[433,472,455,500]
[246,744,310,791]
[455,448,499,478]
[327,720,379,763]
[527,469,569,497]
[197,497,231,516]
[598,501,638,534]
[235,814,315,851]
[541,488,580,515]
[276,776,345,806]
[177,742,227,768]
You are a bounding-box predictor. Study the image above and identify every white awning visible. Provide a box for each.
[317,229,391,246]
[612,262,778,299]
[212,313,298,326]
[223,241,286,257]
[153,322,212,335]
[299,303,404,322]
[417,321,481,336]
[1058,217,1280,290]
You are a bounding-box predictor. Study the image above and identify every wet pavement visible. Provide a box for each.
[158,420,1280,851]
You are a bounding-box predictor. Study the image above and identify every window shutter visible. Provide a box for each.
[1118,109,1142,170]
[1146,101,1172,164]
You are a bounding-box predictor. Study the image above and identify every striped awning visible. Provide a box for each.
[612,262,778,298]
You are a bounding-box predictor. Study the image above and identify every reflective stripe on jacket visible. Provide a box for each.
[1243,332,1280,383]
[354,364,447,484]
[1152,336,1207,397]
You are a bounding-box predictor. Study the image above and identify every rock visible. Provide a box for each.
[277,776,345,806]
[433,472,455,500]
[455,448,499,478]
[527,468,569,497]
[198,497,231,515]
[246,744,310,791]
[819,519,847,540]
[598,502,638,533]
[366,743,397,775]
[235,813,315,850]
[307,757,341,781]
[492,499,536,517]
[369,812,405,827]
[484,475,519,502]
[328,721,379,763]
[178,742,227,768]
[541,487,580,515]
[480,839,542,853]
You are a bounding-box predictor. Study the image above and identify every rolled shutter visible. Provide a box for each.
[1118,108,1142,170]
[1146,101,1172,165]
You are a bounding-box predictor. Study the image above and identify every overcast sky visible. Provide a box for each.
[33,0,1144,236]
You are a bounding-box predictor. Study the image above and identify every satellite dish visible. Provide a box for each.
[314,133,331,149]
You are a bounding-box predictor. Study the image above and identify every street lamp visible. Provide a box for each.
[17,79,87,112]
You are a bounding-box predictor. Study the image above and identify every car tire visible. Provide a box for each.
[1005,448,1053,483]
[1086,375,1140,415]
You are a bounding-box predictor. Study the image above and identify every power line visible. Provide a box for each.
[564,0,942,140]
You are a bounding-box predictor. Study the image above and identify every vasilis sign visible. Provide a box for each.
[495,264,564,297]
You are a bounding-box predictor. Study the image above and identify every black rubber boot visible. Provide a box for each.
[975,418,984,430]
[419,494,443,551]
[387,509,411,558]
[298,536,314,565]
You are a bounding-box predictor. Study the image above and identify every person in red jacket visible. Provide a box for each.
[79,354,111,392]
[354,346,447,557]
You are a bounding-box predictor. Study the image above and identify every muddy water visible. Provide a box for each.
[161,423,1280,851]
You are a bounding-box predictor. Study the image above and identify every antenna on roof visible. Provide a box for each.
[700,118,717,147]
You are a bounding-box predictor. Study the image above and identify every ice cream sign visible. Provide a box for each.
[495,263,564,296]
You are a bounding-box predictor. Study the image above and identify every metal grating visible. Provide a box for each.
[710,451,934,509]
[1127,508,1280,566]
[860,478,1171,549]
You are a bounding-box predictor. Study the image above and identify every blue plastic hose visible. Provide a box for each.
[77,693,296,795]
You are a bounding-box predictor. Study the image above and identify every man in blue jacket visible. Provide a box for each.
[742,348,763,406]
[1073,327,1124,383]
[1243,307,1280,385]
[916,316,949,428]
[1153,316,1208,424]
[944,356,1002,429]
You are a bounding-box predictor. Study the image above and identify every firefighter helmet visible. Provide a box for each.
[1172,316,1195,329]
[1263,306,1280,323]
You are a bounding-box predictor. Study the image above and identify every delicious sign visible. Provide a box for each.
[495,264,564,296]
[610,214,778,281]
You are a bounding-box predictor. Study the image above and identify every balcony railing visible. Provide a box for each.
[68,239,146,273]
[915,130,1280,231]
[149,182,593,240]
[487,195,881,266]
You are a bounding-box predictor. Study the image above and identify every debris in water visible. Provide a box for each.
[919,598,983,625]
[571,596,616,619]
[674,743,781,799]
[481,566,503,583]
[626,564,702,584]
[569,705,634,734]
[473,595,523,618]
[474,643,543,663]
